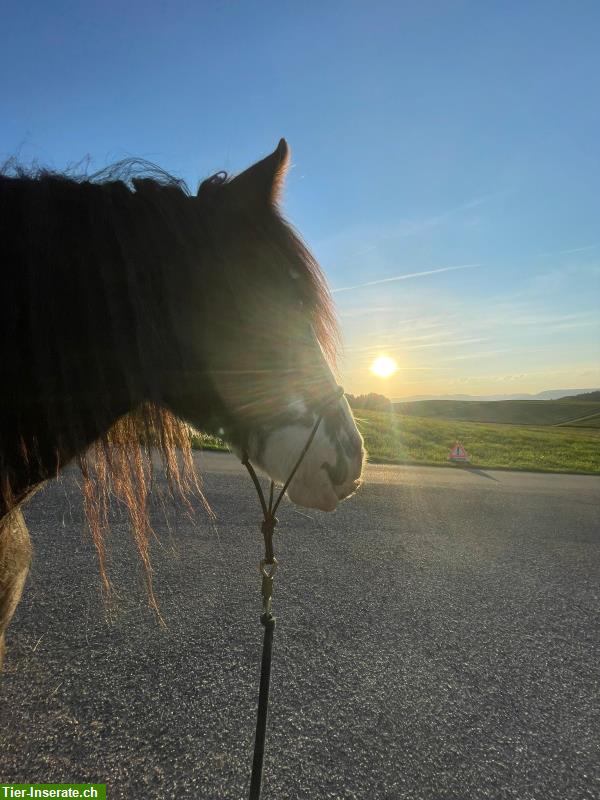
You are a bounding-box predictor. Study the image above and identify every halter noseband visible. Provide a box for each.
[240,384,345,564]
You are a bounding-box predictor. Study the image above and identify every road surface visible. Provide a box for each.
[1,453,599,799]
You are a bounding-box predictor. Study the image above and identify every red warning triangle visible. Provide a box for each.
[448,441,469,462]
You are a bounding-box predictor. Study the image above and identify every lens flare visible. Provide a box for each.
[370,355,398,378]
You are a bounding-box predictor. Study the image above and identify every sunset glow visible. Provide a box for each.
[3,5,598,400]
[370,356,398,378]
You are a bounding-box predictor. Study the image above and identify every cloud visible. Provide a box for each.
[378,191,504,241]
[318,191,501,259]
[358,315,459,340]
[338,306,399,319]
[527,263,600,294]
[402,336,490,351]
[558,244,599,255]
[332,263,481,294]
[504,311,597,328]
[549,320,599,332]
[507,312,584,326]
[536,243,599,258]
[343,363,447,373]
[444,348,515,362]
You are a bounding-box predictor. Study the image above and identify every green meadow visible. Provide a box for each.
[393,398,600,427]
[355,409,600,474]
[191,410,600,475]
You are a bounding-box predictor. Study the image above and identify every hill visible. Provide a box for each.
[392,398,600,427]
[392,388,599,402]
[559,390,600,402]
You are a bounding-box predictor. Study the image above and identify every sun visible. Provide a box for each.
[370,355,398,378]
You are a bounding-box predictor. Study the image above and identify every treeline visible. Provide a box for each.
[563,390,600,401]
[345,392,392,411]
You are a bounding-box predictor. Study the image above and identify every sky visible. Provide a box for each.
[2,0,599,398]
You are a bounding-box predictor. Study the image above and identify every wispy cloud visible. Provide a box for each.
[558,243,599,255]
[359,315,458,339]
[343,329,458,354]
[506,311,588,326]
[536,243,599,258]
[318,191,500,258]
[343,363,448,373]
[444,348,515,362]
[550,320,600,332]
[402,336,490,351]
[332,263,481,294]
[346,336,490,356]
[481,309,599,332]
[378,191,504,241]
[338,306,398,319]
[335,244,379,267]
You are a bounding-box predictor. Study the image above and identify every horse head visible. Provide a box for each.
[161,140,365,511]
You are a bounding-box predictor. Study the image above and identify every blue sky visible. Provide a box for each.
[3,0,599,397]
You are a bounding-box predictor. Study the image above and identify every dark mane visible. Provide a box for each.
[0,156,338,614]
[1,157,338,362]
[194,166,339,368]
[2,155,191,193]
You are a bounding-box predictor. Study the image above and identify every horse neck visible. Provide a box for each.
[1,177,171,506]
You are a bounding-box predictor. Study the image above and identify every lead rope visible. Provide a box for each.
[242,387,344,800]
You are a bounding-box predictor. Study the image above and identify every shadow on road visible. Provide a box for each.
[452,465,500,482]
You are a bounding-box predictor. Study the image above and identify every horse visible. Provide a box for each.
[0,139,365,668]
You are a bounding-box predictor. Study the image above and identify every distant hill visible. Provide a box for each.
[392,398,600,427]
[559,390,600,402]
[392,388,600,402]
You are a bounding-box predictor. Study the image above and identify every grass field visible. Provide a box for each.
[191,410,600,475]
[356,409,600,474]
[561,411,600,428]
[392,398,600,427]
[190,431,227,452]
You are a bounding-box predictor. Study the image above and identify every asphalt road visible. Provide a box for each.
[1,453,599,800]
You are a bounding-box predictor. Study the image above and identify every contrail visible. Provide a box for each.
[331,263,481,294]
[535,243,598,258]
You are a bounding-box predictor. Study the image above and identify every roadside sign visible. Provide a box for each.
[448,441,470,462]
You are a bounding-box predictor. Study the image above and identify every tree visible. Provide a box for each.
[346,392,392,411]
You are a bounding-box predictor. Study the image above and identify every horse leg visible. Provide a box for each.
[0,508,32,670]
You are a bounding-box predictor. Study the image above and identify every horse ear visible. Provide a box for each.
[228,138,290,206]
